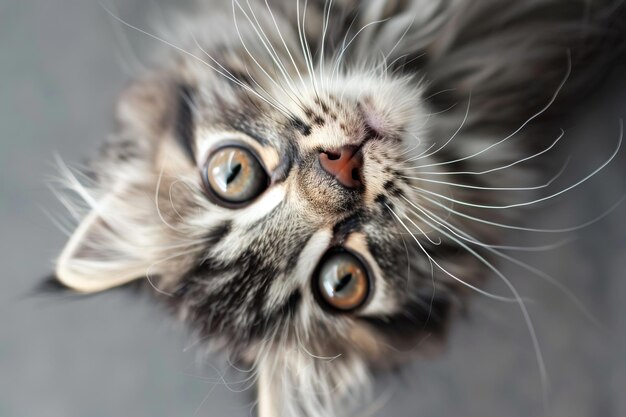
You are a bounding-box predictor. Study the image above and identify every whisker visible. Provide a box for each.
[298,0,321,98]
[238,63,297,125]
[402,214,442,245]
[263,0,307,91]
[407,129,566,175]
[402,203,549,404]
[241,0,304,101]
[296,328,342,361]
[385,204,519,303]
[373,13,417,75]
[232,0,303,112]
[331,6,361,85]
[404,156,570,191]
[411,120,622,210]
[167,180,189,222]
[406,93,471,162]
[396,136,426,158]
[423,88,457,101]
[155,165,181,232]
[399,231,413,292]
[41,207,74,238]
[401,196,574,252]
[411,52,572,170]
[191,383,219,417]
[99,2,291,117]
[416,191,626,234]
[417,202,603,328]
[319,0,334,91]
[103,0,146,74]
[332,18,390,85]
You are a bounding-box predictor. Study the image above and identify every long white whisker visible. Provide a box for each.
[331,7,361,84]
[332,18,390,85]
[416,202,603,327]
[487,247,604,329]
[263,0,307,90]
[403,203,549,404]
[319,0,333,91]
[194,34,289,124]
[241,0,302,98]
[417,191,625,233]
[41,207,74,238]
[232,0,302,111]
[408,129,566,175]
[300,0,320,97]
[103,1,146,74]
[99,3,290,117]
[385,204,519,303]
[411,52,572,170]
[405,156,570,191]
[401,196,574,253]
[155,165,182,232]
[398,230,414,292]
[412,120,622,210]
[402,214,442,245]
[373,13,417,75]
[406,93,471,162]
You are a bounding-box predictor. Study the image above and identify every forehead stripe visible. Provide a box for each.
[231,123,270,147]
[175,84,196,162]
[331,212,363,246]
[361,293,452,337]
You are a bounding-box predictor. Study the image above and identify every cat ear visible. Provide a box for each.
[55,190,152,293]
[55,76,188,293]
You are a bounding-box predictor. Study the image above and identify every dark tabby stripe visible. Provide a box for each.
[204,221,233,246]
[332,211,364,244]
[289,116,312,136]
[175,84,196,162]
[361,294,451,336]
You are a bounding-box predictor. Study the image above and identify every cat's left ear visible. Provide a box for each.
[55,187,158,293]
[54,75,184,293]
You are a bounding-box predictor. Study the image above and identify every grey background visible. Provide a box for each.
[1,1,624,416]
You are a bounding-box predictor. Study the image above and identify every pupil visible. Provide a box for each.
[226,163,242,185]
[334,273,352,293]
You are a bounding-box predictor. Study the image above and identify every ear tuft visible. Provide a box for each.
[55,194,153,293]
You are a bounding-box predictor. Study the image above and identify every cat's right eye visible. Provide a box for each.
[203,145,269,206]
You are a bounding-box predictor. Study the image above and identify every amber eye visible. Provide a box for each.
[314,249,371,312]
[203,145,269,205]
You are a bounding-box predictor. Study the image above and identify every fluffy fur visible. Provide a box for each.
[53,1,624,416]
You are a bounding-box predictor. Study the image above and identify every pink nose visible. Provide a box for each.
[319,146,363,188]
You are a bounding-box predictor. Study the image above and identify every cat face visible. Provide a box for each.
[54,9,483,405]
[58,54,461,349]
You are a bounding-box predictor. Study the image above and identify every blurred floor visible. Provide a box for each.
[0,1,624,416]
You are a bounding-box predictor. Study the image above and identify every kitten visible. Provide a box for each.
[52,1,624,416]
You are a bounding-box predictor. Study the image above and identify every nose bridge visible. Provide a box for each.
[318,145,363,188]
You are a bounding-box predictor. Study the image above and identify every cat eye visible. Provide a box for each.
[314,249,371,312]
[203,145,269,206]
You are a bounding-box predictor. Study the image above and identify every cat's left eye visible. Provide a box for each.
[314,249,371,312]
[203,145,269,206]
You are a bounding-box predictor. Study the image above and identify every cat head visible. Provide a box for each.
[53,1,593,414]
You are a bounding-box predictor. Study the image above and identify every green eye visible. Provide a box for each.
[204,145,268,205]
[315,249,371,312]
